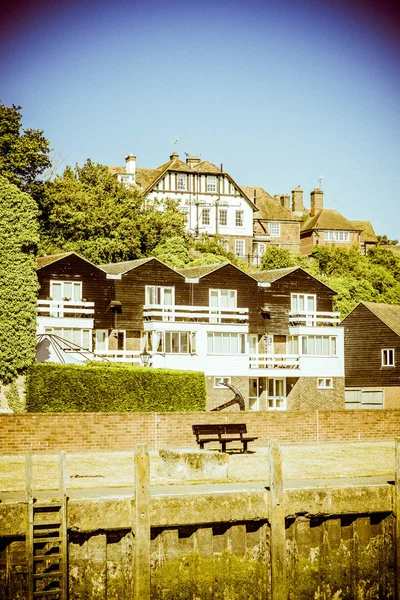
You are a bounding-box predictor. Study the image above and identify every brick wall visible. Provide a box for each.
[1,409,400,453]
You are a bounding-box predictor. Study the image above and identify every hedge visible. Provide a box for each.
[26,363,206,413]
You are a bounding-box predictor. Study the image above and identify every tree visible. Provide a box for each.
[39,160,187,264]
[0,177,39,385]
[0,103,51,201]
[377,234,398,246]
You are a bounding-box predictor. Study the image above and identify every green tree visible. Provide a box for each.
[260,245,311,271]
[152,236,189,268]
[0,177,39,385]
[39,160,187,264]
[0,103,51,201]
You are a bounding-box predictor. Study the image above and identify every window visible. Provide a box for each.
[268,379,286,410]
[209,289,236,308]
[207,176,216,193]
[324,231,350,242]
[291,294,316,312]
[145,286,174,306]
[248,334,258,354]
[207,332,246,355]
[287,335,299,354]
[235,210,244,227]
[218,239,230,252]
[317,378,333,389]
[143,331,195,354]
[345,388,384,410]
[252,242,266,265]
[176,174,187,191]
[50,280,82,302]
[382,349,395,367]
[268,222,280,237]
[95,330,108,351]
[301,335,337,356]
[214,376,231,388]
[234,240,245,257]
[45,327,91,351]
[202,208,210,226]
[219,209,227,226]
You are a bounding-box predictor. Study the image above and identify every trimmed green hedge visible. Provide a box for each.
[26,363,206,413]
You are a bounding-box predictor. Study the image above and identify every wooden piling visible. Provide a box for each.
[134,444,151,600]
[25,454,33,600]
[269,439,287,600]
[395,438,400,600]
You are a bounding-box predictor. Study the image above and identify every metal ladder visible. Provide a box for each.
[26,451,68,600]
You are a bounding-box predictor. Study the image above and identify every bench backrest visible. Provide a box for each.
[192,424,247,436]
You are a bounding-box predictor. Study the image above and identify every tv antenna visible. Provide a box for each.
[172,139,179,146]
[317,175,325,189]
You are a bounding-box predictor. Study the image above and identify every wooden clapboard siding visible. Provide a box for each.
[262,269,336,335]
[37,254,114,329]
[342,303,400,387]
[188,265,265,334]
[113,259,189,330]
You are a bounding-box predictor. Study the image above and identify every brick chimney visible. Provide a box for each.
[125,154,136,175]
[310,188,324,216]
[186,156,201,168]
[280,194,290,210]
[291,186,304,214]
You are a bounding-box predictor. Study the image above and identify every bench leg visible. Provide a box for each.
[242,441,248,453]
[199,441,205,450]
[221,441,227,453]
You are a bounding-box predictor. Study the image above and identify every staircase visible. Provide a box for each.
[26,452,68,600]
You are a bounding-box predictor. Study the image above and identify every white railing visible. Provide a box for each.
[289,311,340,326]
[37,299,95,318]
[94,350,143,364]
[143,304,248,323]
[249,354,300,369]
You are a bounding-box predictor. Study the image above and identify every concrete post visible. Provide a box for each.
[269,440,287,600]
[134,444,151,600]
[395,438,400,600]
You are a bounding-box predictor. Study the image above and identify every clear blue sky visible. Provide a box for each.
[2,0,400,239]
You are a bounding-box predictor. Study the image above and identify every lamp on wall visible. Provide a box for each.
[140,350,151,367]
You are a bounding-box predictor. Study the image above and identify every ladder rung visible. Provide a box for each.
[33,555,61,563]
[34,571,62,579]
[34,523,62,528]
[33,537,62,544]
[33,590,62,597]
[34,502,62,508]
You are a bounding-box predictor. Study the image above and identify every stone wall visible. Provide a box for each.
[2,408,400,453]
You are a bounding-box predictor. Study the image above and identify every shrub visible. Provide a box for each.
[26,363,206,413]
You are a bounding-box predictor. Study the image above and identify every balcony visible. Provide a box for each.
[249,354,300,370]
[289,311,340,327]
[37,299,95,318]
[95,350,142,364]
[143,304,248,324]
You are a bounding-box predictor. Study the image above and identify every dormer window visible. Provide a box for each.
[177,174,187,191]
[207,176,216,193]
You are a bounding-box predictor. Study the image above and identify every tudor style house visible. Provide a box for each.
[36,252,344,411]
[341,301,400,409]
[109,153,257,260]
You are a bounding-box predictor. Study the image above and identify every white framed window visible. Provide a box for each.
[265,334,274,354]
[143,331,195,354]
[207,332,246,355]
[176,174,187,191]
[235,210,244,227]
[218,238,230,252]
[202,208,210,226]
[248,334,258,354]
[317,378,333,389]
[249,377,264,411]
[287,335,299,354]
[268,222,281,237]
[301,335,337,356]
[234,239,245,257]
[95,329,108,352]
[252,242,266,265]
[209,289,236,309]
[382,349,395,367]
[50,280,82,302]
[145,286,174,306]
[219,209,227,226]
[45,327,91,351]
[207,176,216,193]
[214,376,231,389]
[324,231,350,242]
[291,294,316,312]
[268,378,286,410]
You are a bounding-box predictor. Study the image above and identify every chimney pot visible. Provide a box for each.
[170,151,179,161]
[186,155,201,167]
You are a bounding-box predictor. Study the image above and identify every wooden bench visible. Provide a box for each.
[192,424,258,453]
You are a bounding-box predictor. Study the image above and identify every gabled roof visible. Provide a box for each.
[301,209,362,233]
[350,221,377,243]
[178,261,258,281]
[99,257,156,275]
[251,266,338,293]
[241,186,302,223]
[355,301,400,337]
[37,252,106,272]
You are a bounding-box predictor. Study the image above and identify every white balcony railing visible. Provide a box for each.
[95,350,142,363]
[143,304,248,323]
[249,354,300,370]
[37,299,95,318]
[289,311,340,326]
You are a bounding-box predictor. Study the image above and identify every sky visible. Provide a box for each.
[2,0,400,239]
